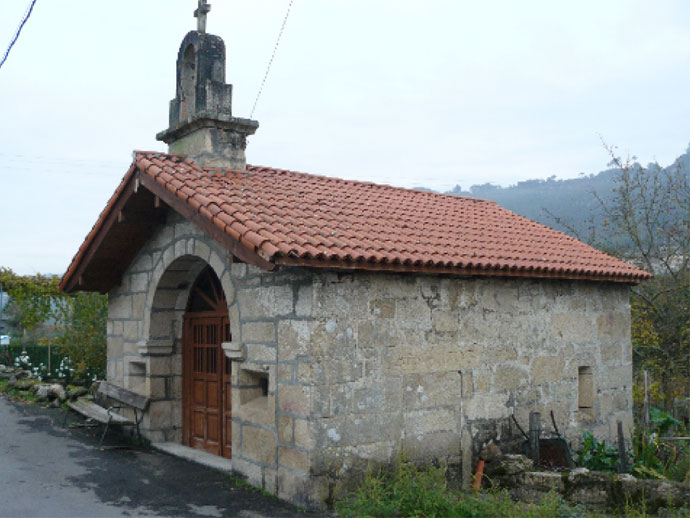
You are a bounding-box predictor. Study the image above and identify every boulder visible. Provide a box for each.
[33,384,66,402]
[497,454,533,475]
[0,370,16,380]
[66,387,89,401]
[14,378,39,391]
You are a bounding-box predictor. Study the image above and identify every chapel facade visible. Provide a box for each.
[60,13,650,508]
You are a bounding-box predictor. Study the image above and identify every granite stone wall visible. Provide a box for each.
[106,209,633,509]
[302,272,632,504]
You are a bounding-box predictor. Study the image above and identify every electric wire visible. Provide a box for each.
[249,0,294,119]
[0,0,38,72]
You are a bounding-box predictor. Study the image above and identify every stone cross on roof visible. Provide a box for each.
[194,0,211,33]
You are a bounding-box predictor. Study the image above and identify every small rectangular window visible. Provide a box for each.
[578,366,594,410]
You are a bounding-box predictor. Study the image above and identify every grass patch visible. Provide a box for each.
[335,459,690,518]
[0,377,42,405]
[222,473,277,499]
[336,460,581,518]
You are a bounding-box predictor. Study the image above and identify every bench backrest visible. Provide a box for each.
[98,382,150,411]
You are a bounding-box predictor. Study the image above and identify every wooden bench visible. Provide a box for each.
[67,382,150,447]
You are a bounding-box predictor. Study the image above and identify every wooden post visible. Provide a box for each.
[529,411,541,468]
[617,421,628,473]
[643,370,650,431]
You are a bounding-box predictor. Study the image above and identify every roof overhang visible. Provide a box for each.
[59,162,274,294]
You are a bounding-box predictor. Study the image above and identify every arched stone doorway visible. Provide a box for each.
[182,266,232,458]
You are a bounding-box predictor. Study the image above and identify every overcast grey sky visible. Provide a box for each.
[1,0,688,275]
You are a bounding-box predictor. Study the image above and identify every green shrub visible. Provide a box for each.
[576,431,620,472]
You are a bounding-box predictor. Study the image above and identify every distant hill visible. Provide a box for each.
[432,147,690,242]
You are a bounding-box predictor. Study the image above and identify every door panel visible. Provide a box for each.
[183,267,231,458]
[184,315,226,457]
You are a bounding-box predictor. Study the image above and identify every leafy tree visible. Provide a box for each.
[53,291,107,379]
[0,267,107,380]
[0,267,59,341]
[585,145,690,407]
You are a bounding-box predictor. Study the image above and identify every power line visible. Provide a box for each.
[0,0,38,72]
[249,0,294,119]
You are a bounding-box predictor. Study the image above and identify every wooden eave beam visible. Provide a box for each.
[62,174,140,292]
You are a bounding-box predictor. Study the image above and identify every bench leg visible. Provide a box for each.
[99,415,112,448]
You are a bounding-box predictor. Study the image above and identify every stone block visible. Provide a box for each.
[489,344,518,362]
[231,263,247,278]
[432,310,458,332]
[232,457,263,487]
[395,298,432,330]
[130,272,149,293]
[220,270,235,305]
[279,385,311,417]
[209,251,226,280]
[402,372,463,409]
[174,221,195,239]
[152,288,179,310]
[279,447,310,473]
[123,321,139,341]
[109,295,132,320]
[148,356,172,376]
[148,400,172,429]
[278,364,293,382]
[402,431,460,462]
[494,365,529,391]
[295,285,313,317]
[147,376,168,399]
[111,321,124,335]
[278,320,311,360]
[132,293,147,317]
[294,419,315,450]
[278,416,293,443]
[263,467,277,494]
[174,239,187,259]
[242,321,276,343]
[129,252,153,273]
[238,286,294,319]
[344,412,402,444]
[297,362,315,384]
[239,395,276,428]
[464,393,510,420]
[352,385,388,414]
[242,426,276,465]
[404,408,458,436]
[277,468,311,506]
[597,312,630,342]
[600,364,632,390]
[246,344,277,363]
[385,344,473,375]
[107,335,124,357]
[531,356,565,385]
[601,341,622,363]
[550,313,594,342]
[370,299,395,318]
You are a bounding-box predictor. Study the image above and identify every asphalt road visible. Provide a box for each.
[0,396,324,518]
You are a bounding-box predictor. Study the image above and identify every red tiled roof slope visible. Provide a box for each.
[127,151,650,283]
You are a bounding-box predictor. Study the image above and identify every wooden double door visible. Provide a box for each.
[182,268,232,458]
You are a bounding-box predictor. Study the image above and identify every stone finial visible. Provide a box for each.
[156,31,258,170]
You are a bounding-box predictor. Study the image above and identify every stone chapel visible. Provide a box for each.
[59,6,650,509]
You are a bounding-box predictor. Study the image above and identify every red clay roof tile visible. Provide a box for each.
[61,151,653,289]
